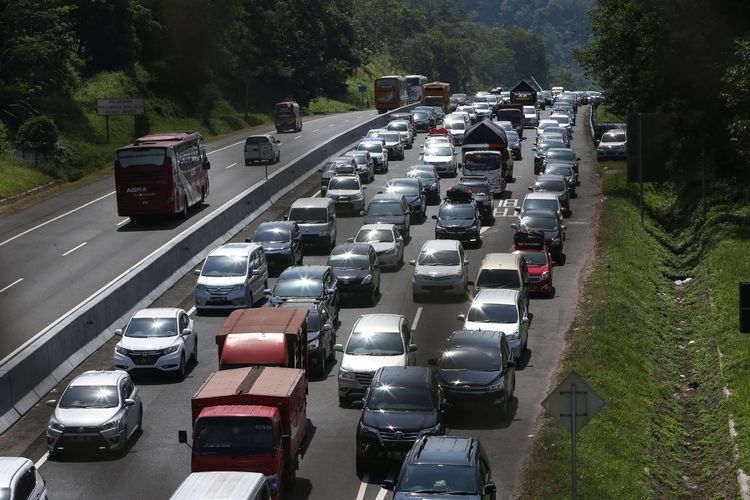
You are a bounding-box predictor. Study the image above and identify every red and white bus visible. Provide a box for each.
[374,75,409,114]
[114,131,210,220]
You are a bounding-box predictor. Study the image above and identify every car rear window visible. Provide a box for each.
[245,136,270,145]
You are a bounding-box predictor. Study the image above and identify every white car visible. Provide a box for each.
[457,288,530,361]
[0,457,47,500]
[326,174,366,212]
[536,119,560,141]
[523,105,539,127]
[351,223,404,268]
[410,239,469,301]
[421,143,457,177]
[114,307,197,378]
[596,129,627,161]
[194,243,269,311]
[46,370,143,455]
[335,314,416,405]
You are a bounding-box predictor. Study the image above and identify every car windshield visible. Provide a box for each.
[418,249,460,266]
[387,122,408,131]
[546,166,572,177]
[387,183,419,195]
[399,464,479,494]
[274,277,323,297]
[535,180,566,191]
[408,170,435,183]
[424,146,452,157]
[345,332,404,355]
[367,201,403,216]
[476,269,521,288]
[523,199,558,212]
[202,255,248,277]
[329,252,370,270]
[59,385,119,409]
[358,142,382,153]
[440,348,501,371]
[289,207,328,224]
[367,385,435,411]
[329,177,360,190]
[356,229,394,243]
[439,204,476,220]
[521,216,558,232]
[444,121,465,130]
[514,250,548,266]
[194,417,273,455]
[253,226,291,243]
[602,132,626,142]
[506,131,519,142]
[523,106,536,113]
[467,303,518,323]
[547,150,575,161]
[125,317,179,338]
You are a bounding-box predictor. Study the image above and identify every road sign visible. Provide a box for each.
[542,372,603,433]
[358,84,368,94]
[96,98,145,116]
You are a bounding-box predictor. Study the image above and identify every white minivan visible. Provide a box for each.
[170,471,272,500]
[194,243,268,311]
[410,239,469,301]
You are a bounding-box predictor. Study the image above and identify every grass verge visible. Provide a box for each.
[517,168,735,498]
[594,103,624,123]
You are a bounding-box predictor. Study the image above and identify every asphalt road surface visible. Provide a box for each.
[0,106,602,499]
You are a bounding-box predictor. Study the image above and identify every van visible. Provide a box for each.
[473,252,529,305]
[194,243,269,311]
[169,471,272,500]
[274,101,302,133]
[286,197,337,251]
[244,134,280,165]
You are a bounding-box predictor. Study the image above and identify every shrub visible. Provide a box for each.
[16,116,59,155]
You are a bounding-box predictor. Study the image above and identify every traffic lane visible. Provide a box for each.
[0,110,380,359]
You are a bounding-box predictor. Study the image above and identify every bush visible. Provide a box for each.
[16,116,59,155]
[0,121,10,157]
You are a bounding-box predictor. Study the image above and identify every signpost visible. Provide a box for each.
[358,84,368,109]
[542,372,604,499]
[96,98,145,143]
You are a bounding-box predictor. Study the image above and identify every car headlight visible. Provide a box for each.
[339,368,355,380]
[196,284,209,292]
[359,422,379,435]
[430,183,437,190]
[308,338,320,350]
[470,224,479,231]
[435,224,447,232]
[319,230,330,236]
[49,421,64,432]
[162,345,179,355]
[540,271,550,280]
[100,415,123,431]
[419,424,442,436]
[362,274,372,285]
[487,379,505,392]
[115,345,129,356]
[231,284,245,291]
[385,247,396,255]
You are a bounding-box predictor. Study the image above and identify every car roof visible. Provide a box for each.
[278,265,330,280]
[411,436,477,466]
[472,288,520,304]
[406,165,437,174]
[131,308,182,319]
[524,192,559,201]
[480,252,522,268]
[290,197,333,208]
[70,370,126,387]
[352,314,404,334]
[375,366,432,386]
[521,209,560,219]
[208,242,261,257]
[330,243,373,256]
[0,457,33,488]
[358,223,397,232]
[370,193,406,203]
[387,177,420,186]
[420,239,461,252]
[447,329,503,349]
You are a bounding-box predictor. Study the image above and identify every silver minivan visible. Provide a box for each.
[287,197,337,251]
[244,134,280,165]
[194,243,268,311]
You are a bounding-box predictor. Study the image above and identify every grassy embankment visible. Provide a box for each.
[594,103,624,123]
[518,164,737,498]
[0,56,398,202]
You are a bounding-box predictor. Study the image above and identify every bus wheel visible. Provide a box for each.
[181,197,189,219]
[200,188,205,204]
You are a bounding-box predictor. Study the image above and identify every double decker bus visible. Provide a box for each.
[374,76,409,114]
[114,131,210,220]
[405,74,428,103]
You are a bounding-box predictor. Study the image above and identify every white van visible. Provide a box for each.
[170,471,272,500]
[244,134,280,165]
[287,197,337,251]
[194,243,268,311]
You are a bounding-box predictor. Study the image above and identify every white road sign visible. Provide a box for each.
[96,98,145,116]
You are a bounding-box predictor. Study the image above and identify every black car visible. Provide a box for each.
[511,209,566,261]
[382,435,497,499]
[533,140,566,174]
[247,221,303,271]
[542,163,578,197]
[265,265,339,322]
[411,111,432,132]
[544,147,580,173]
[327,243,381,306]
[277,300,335,378]
[433,200,481,246]
[405,165,441,205]
[385,178,427,221]
[456,176,494,224]
[433,329,516,418]
[529,174,571,215]
[355,366,445,474]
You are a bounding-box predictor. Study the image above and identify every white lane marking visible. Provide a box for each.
[412,307,423,330]
[62,242,87,256]
[187,306,196,316]
[344,120,351,123]
[375,486,389,500]
[225,162,238,170]
[0,191,115,248]
[34,452,48,469]
[0,278,23,294]
[116,218,130,226]
[313,128,321,133]
[327,124,334,128]
[312,190,321,198]
[480,226,489,235]
[355,473,370,500]
[206,140,245,155]
[295,135,302,140]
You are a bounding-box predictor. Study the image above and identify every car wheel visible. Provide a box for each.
[338,396,348,407]
[136,407,143,434]
[356,450,371,476]
[327,335,336,362]
[499,393,510,422]
[192,338,198,363]
[369,286,377,306]
[177,353,186,379]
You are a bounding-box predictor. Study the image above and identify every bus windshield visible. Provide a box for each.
[464,155,501,171]
[117,148,166,168]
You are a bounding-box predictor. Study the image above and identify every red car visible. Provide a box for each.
[511,230,554,296]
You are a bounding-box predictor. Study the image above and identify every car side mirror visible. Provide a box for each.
[506,360,516,368]
[431,214,438,220]
[283,215,289,221]
[359,210,365,216]
[124,399,136,407]
[408,344,418,352]
[114,329,123,336]
[264,288,272,295]
[382,480,395,491]
[463,258,469,266]
[514,207,521,213]
[193,269,201,276]
[561,225,567,231]
[522,316,530,324]
[181,328,192,336]
[324,323,334,332]
[202,159,211,170]
[334,343,344,352]
[46,400,57,408]
[457,314,466,322]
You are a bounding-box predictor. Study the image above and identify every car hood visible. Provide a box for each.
[333,268,369,282]
[362,410,438,431]
[437,218,474,229]
[119,336,180,351]
[368,241,397,253]
[341,353,407,372]
[414,265,462,278]
[197,276,245,287]
[55,407,120,427]
[259,242,291,252]
[463,321,518,335]
[423,155,453,163]
[365,215,405,225]
[439,368,503,388]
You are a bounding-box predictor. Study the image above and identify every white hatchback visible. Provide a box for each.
[410,239,469,301]
[351,223,404,268]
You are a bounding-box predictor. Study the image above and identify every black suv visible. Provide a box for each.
[277,300,335,378]
[382,435,497,499]
[432,329,516,419]
[247,220,303,271]
[456,176,494,224]
[265,265,339,322]
[327,243,381,306]
[432,198,482,246]
[355,366,445,474]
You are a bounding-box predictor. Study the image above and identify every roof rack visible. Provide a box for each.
[444,185,474,203]
[513,229,546,249]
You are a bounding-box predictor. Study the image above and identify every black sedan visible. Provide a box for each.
[456,177,495,224]
[327,243,381,306]
[265,265,340,322]
[433,200,482,246]
[384,178,427,221]
[278,300,335,378]
[511,209,566,262]
[247,220,303,271]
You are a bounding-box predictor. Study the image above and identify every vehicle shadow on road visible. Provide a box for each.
[515,348,533,371]
[447,397,518,430]
[117,204,211,232]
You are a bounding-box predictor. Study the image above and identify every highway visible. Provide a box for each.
[0,106,602,499]
[0,110,378,362]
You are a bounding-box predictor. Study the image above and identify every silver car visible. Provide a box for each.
[113,307,198,378]
[194,243,269,311]
[46,370,143,454]
[0,457,47,500]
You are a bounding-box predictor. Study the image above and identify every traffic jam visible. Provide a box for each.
[23,83,600,500]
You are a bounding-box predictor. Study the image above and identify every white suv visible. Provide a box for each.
[410,240,469,301]
[457,288,530,361]
[335,314,416,405]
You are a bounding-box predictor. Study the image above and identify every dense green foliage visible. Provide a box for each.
[577,0,750,180]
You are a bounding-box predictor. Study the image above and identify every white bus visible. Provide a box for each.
[405,75,428,103]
